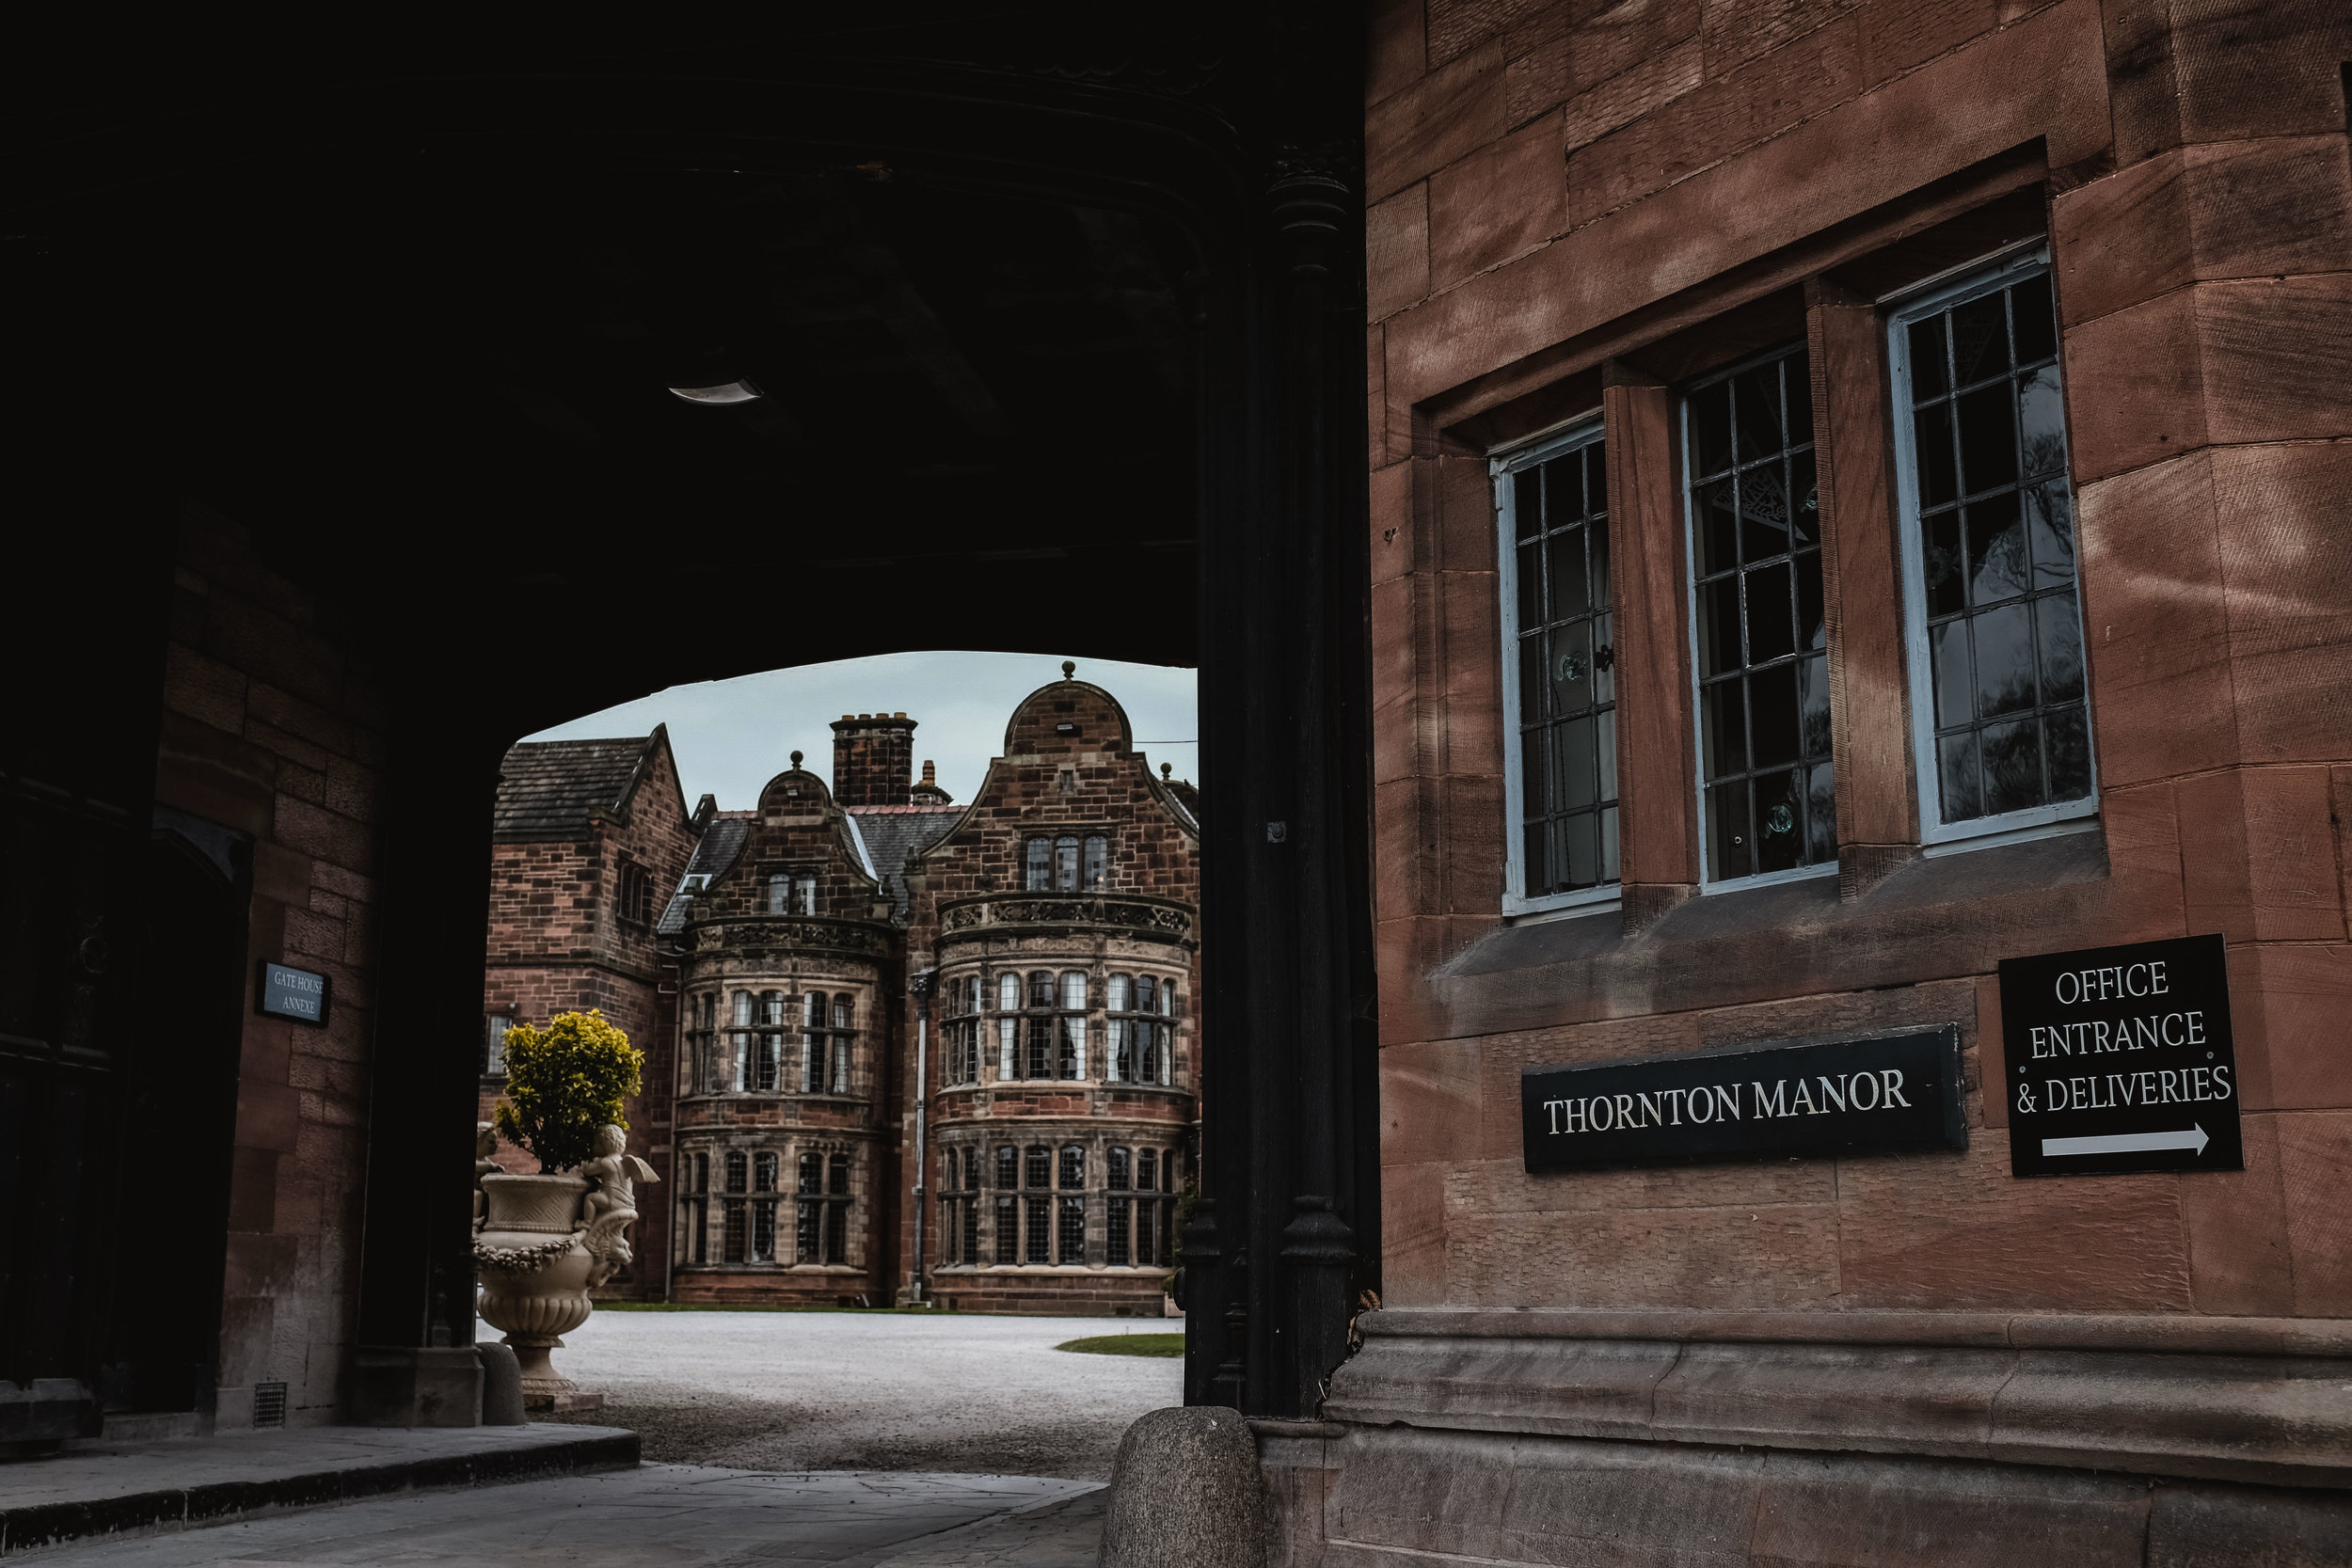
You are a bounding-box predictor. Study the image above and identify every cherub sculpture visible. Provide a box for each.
[472,1123,502,1232]
[577,1123,660,1287]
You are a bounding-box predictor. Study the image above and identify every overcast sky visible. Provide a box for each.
[527,652,1199,811]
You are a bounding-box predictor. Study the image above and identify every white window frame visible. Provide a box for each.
[1678,343,1840,896]
[1885,242,2100,851]
[1491,414,1620,919]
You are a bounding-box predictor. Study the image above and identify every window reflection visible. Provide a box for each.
[1506,427,1618,899]
[1901,267,2093,824]
[1684,346,1834,882]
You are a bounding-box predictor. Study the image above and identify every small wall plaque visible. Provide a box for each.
[258,960,331,1026]
[1996,933,2240,1177]
[1521,1027,1965,1173]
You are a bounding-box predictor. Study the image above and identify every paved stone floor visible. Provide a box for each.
[26,1466,1108,1566]
[6,1313,1168,1562]
[539,1310,1182,1481]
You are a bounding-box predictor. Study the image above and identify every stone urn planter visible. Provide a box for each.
[477,1009,652,1411]
[475,1171,596,1406]
[473,1122,657,1410]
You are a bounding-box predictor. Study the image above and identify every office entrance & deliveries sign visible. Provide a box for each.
[1997,933,2240,1178]
[1521,1027,1965,1173]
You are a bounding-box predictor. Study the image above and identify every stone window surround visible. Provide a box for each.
[681,976,873,1101]
[930,1126,1183,1273]
[1023,829,1112,892]
[933,956,1187,1089]
[675,1131,870,1272]
[1473,218,2098,939]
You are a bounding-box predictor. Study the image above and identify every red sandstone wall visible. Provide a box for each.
[903,682,1201,914]
[159,507,383,1429]
[1366,0,2352,1315]
[477,736,695,1296]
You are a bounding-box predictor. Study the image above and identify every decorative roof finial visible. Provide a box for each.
[1162,763,1173,780]
[790,750,804,768]
[1061,660,1076,680]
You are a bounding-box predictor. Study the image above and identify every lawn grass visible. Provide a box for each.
[1054,1333,1186,1357]
[595,1301,1156,1319]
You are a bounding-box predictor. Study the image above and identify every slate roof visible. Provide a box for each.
[493,732,669,843]
[657,811,754,936]
[846,805,964,925]
[1160,775,1200,832]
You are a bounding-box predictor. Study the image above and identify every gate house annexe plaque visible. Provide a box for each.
[1996,933,2241,1178]
[258,960,331,1026]
[1521,1028,1965,1173]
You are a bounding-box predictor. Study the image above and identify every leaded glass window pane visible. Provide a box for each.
[1055,835,1080,890]
[1684,346,1833,882]
[1507,430,1618,897]
[1058,1196,1087,1263]
[1899,265,2092,827]
[1083,835,1107,889]
[994,1195,1017,1262]
[1025,837,1051,890]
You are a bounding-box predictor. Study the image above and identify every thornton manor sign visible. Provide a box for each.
[1520,1027,1967,1172]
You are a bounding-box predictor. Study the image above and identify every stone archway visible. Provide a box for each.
[6,5,1375,1437]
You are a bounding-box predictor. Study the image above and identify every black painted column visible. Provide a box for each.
[1185,151,1375,1420]
[1270,169,1363,1415]
[347,703,504,1426]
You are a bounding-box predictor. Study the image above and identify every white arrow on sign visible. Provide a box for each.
[2042,1125,2209,1158]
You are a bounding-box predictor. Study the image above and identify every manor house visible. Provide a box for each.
[477,667,1200,1317]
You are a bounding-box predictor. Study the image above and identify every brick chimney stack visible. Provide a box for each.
[830,712,917,806]
[909,759,951,806]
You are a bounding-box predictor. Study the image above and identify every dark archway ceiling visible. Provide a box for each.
[6,6,1359,735]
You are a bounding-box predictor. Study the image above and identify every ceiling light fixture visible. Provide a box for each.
[667,379,763,404]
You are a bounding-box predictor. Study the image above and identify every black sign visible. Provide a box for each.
[1521,1028,1965,1173]
[1997,933,2240,1177]
[258,960,330,1026]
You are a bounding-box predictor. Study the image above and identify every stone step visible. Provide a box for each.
[0,1423,637,1556]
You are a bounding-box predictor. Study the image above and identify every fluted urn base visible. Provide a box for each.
[475,1173,598,1410]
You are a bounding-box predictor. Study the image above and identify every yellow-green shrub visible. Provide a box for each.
[493,1009,644,1173]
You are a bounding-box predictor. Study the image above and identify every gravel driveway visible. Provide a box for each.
[537,1309,1183,1480]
